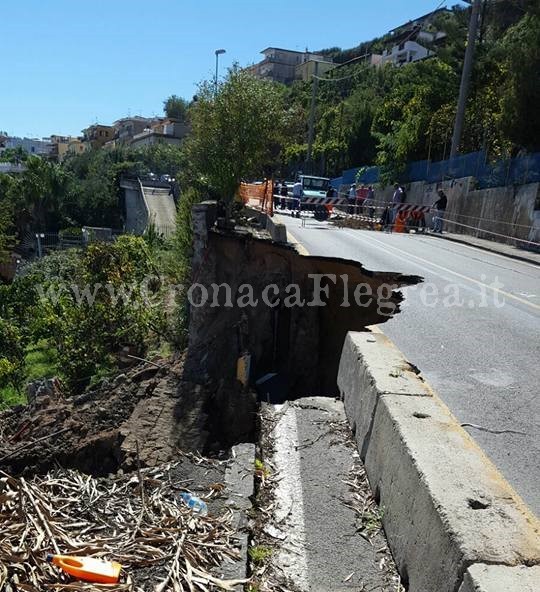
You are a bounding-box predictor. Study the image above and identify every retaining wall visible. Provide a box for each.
[343,177,539,247]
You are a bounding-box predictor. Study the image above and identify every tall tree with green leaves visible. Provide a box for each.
[163,95,190,121]
[186,67,291,204]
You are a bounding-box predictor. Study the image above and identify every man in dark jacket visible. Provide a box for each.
[432,190,448,233]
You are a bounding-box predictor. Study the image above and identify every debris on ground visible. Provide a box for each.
[0,460,247,591]
[249,398,404,592]
[0,356,212,477]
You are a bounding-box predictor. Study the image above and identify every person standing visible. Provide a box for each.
[366,185,376,226]
[280,181,289,209]
[390,183,404,227]
[274,180,281,209]
[356,184,369,214]
[348,183,357,214]
[292,179,303,218]
[432,189,448,233]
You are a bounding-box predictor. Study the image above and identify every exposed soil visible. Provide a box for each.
[0,356,215,477]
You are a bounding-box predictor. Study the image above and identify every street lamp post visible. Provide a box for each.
[215,49,226,95]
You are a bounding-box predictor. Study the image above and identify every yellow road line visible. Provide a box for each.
[287,228,310,256]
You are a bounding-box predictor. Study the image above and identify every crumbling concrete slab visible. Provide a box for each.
[367,393,540,592]
[458,564,540,592]
[337,331,432,456]
[219,443,256,583]
[338,330,540,592]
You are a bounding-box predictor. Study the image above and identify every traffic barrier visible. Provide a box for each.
[238,181,274,216]
[338,332,540,592]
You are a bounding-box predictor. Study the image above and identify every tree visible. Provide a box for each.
[0,318,24,391]
[186,67,290,204]
[499,13,540,152]
[163,95,190,122]
[371,59,458,180]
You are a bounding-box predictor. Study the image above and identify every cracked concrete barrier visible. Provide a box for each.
[338,331,540,592]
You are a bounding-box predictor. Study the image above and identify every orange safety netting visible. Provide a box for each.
[238,180,274,216]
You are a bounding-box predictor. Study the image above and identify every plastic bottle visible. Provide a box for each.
[46,554,122,584]
[180,492,208,516]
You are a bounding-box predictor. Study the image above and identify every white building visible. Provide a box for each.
[379,40,433,67]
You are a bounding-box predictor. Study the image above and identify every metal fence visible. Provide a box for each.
[26,225,177,259]
[338,151,540,189]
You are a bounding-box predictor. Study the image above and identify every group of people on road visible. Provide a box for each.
[347,183,375,215]
[274,177,449,233]
[379,184,448,233]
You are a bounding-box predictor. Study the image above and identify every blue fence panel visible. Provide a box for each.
[358,166,380,184]
[342,167,359,185]
[332,151,540,190]
[407,160,430,182]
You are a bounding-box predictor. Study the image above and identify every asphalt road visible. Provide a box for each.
[276,214,540,515]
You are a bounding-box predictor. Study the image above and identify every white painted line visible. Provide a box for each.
[344,230,540,311]
[272,405,309,590]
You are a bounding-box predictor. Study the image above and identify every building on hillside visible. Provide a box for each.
[379,40,433,66]
[378,7,449,67]
[246,47,334,85]
[0,136,51,157]
[83,124,115,149]
[295,58,335,82]
[49,135,76,161]
[113,116,155,145]
[130,118,189,149]
[67,137,88,156]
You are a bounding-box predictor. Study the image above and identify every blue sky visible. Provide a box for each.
[2,0,465,138]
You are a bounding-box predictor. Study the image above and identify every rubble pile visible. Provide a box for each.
[0,462,245,591]
[0,356,205,477]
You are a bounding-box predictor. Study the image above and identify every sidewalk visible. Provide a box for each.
[433,231,540,265]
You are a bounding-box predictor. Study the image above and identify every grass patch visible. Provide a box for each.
[0,341,58,410]
[248,545,272,565]
[25,341,59,381]
[0,385,26,410]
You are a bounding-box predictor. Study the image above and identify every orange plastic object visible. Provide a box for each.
[46,554,122,584]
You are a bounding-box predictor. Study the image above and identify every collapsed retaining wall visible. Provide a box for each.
[184,202,420,413]
[338,331,540,592]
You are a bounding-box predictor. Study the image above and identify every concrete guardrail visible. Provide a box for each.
[338,331,540,592]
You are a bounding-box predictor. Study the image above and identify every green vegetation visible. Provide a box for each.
[248,545,273,565]
[281,1,540,180]
[186,67,297,207]
[163,95,190,122]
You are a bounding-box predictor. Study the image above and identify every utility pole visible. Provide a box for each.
[306,61,319,174]
[450,0,482,159]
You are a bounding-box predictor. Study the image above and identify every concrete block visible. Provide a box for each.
[459,564,540,592]
[337,332,432,456]
[220,443,255,582]
[267,217,288,243]
[365,393,540,592]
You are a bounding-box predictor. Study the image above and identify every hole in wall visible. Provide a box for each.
[413,412,430,419]
[468,498,490,510]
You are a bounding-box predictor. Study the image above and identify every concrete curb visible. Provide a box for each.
[219,443,255,583]
[244,207,288,243]
[458,564,540,592]
[338,332,540,592]
[434,233,540,266]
